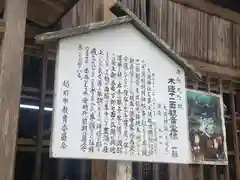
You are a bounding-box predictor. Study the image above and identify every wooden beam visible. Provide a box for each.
[17,138,50,146]
[17,146,49,152]
[24,42,56,60]
[37,0,65,12]
[0,0,28,179]
[170,0,240,25]
[22,86,53,95]
[188,59,240,78]
[25,24,53,39]
[35,16,132,44]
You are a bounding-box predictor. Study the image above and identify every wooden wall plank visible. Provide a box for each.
[232,24,240,68]
[149,0,168,42]
[148,0,239,69]
[61,0,240,71]
[208,17,232,66]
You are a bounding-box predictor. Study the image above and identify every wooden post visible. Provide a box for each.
[0,0,28,179]
[153,163,159,180]
[105,0,132,179]
[107,161,132,180]
[230,82,240,180]
[102,0,116,20]
[57,159,66,180]
[168,80,197,180]
[80,160,88,180]
[92,160,107,180]
[34,45,48,180]
[169,164,193,180]
[90,1,133,180]
[219,78,230,180]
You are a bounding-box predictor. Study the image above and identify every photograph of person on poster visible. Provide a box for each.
[187,89,227,164]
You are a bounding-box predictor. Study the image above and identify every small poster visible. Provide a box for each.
[187,89,228,165]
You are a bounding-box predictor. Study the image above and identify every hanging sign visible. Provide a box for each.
[50,28,191,164]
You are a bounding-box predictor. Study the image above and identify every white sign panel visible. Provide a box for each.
[51,23,191,163]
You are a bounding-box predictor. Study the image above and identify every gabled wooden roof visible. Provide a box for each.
[0,0,79,28]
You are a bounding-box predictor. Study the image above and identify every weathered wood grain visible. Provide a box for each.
[148,0,239,69]
[0,19,5,40]
[92,160,107,180]
[107,161,132,180]
[0,0,28,179]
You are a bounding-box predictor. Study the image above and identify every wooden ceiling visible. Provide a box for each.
[0,0,79,28]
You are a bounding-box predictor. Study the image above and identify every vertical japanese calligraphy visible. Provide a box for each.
[103,51,110,153]
[88,48,97,153]
[53,41,190,164]
[60,80,70,149]
[76,45,186,159]
[168,77,178,158]
[163,104,169,155]
[123,56,129,155]
[129,57,135,156]
[110,53,117,154]
[96,49,104,152]
[135,59,141,156]
[80,46,90,153]
[77,44,83,79]
[116,55,123,154]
